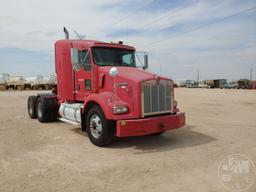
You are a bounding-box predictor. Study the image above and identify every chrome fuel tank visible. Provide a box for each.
[59,103,83,123]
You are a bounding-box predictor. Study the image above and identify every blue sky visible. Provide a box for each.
[0,0,256,80]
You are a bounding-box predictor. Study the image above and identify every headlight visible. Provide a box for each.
[113,105,128,114]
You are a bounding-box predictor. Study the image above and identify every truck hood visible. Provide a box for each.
[98,66,170,83]
[97,66,173,119]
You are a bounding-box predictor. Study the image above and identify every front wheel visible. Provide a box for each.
[86,105,114,147]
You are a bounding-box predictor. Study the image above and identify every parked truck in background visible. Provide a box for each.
[213,79,227,89]
[238,79,250,89]
[204,80,214,88]
[27,28,185,147]
[250,80,256,89]
[224,81,238,89]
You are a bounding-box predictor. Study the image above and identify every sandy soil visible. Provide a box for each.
[0,89,255,192]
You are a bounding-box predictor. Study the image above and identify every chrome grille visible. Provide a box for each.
[142,79,173,116]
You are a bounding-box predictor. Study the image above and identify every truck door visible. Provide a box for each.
[74,49,93,100]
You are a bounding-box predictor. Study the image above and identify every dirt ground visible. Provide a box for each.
[0,89,255,192]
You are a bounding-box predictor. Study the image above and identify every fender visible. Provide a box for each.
[82,92,134,120]
[36,93,58,109]
[83,92,114,119]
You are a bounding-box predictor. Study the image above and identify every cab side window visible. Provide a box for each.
[78,50,91,71]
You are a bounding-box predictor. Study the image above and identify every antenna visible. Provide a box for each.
[74,30,86,40]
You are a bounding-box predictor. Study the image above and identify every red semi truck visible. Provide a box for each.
[27,29,185,147]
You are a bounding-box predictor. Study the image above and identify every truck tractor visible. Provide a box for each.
[27,28,185,147]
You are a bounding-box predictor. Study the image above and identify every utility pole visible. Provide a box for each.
[250,68,252,81]
[197,68,199,83]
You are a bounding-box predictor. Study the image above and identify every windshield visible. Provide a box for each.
[92,47,136,67]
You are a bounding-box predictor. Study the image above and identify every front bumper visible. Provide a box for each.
[116,112,185,137]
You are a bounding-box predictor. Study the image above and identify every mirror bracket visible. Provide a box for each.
[143,53,148,70]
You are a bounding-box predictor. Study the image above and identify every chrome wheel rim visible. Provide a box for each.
[89,114,102,139]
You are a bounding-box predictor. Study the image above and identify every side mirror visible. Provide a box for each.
[143,53,148,70]
[71,48,79,65]
[135,51,149,70]
[71,48,81,71]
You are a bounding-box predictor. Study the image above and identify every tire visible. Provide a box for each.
[86,105,114,147]
[36,97,49,122]
[27,96,37,119]
[36,96,58,123]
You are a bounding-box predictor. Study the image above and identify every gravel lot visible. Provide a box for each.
[0,89,255,192]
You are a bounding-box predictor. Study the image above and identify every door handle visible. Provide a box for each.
[76,84,80,90]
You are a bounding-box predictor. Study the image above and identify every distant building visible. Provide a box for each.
[213,79,227,89]
[204,79,227,88]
